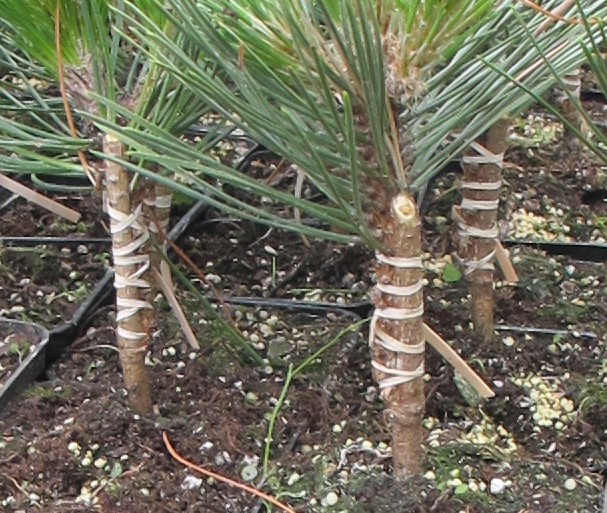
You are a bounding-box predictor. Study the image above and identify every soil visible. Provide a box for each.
[181,216,371,303]
[0,192,109,326]
[0,191,107,239]
[1,102,607,512]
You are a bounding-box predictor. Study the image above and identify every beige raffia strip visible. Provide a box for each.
[454,249,496,275]
[463,141,504,169]
[108,201,152,342]
[451,206,497,274]
[371,360,424,389]
[370,253,425,389]
[375,280,423,296]
[460,198,500,211]
[452,208,518,281]
[371,252,494,396]
[452,206,499,239]
[145,194,173,233]
[455,141,504,273]
[460,180,502,191]
[375,253,422,268]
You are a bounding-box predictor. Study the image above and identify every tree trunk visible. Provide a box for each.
[148,183,173,285]
[556,67,589,147]
[104,134,153,415]
[370,192,425,477]
[454,120,508,343]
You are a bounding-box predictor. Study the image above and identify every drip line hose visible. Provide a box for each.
[580,87,606,102]
[503,239,607,263]
[236,144,274,172]
[0,237,110,247]
[495,325,597,340]
[208,295,372,318]
[0,197,208,249]
[205,298,596,342]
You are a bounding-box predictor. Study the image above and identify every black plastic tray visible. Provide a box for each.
[0,199,209,415]
[0,319,49,412]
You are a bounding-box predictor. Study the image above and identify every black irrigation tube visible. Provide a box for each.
[235,143,274,173]
[0,197,208,248]
[4,231,607,265]
[216,297,598,341]
[503,238,607,263]
[0,236,110,247]
[0,199,209,415]
[211,295,372,318]
[495,324,597,340]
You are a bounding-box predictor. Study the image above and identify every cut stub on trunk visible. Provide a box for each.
[453,120,508,343]
[104,134,153,415]
[370,192,425,477]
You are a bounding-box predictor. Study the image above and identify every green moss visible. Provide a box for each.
[23,384,75,400]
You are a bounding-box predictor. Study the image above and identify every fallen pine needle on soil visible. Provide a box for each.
[162,432,298,513]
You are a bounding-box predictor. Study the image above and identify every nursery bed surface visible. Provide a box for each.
[0,192,107,239]
[0,192,110,327]
[182,214,373,303]
[0,250,606,512]
[1,106,607,512]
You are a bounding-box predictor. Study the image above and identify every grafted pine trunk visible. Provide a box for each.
[454,120,508,343]
[556,68,589,147]
[104,134,153,414]
[146,182,173,276]
[370,192,425,477]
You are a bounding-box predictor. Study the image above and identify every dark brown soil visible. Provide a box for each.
[181,216,372,303]
[0,191,107,239]
[1,104,607,512]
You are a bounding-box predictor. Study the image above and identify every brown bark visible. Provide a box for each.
[145,182,172,272]
[456,120,508,343]
[556,68,589,149]
[104,134,153,415]
[135,179,157,334]
[370,192,425,477]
